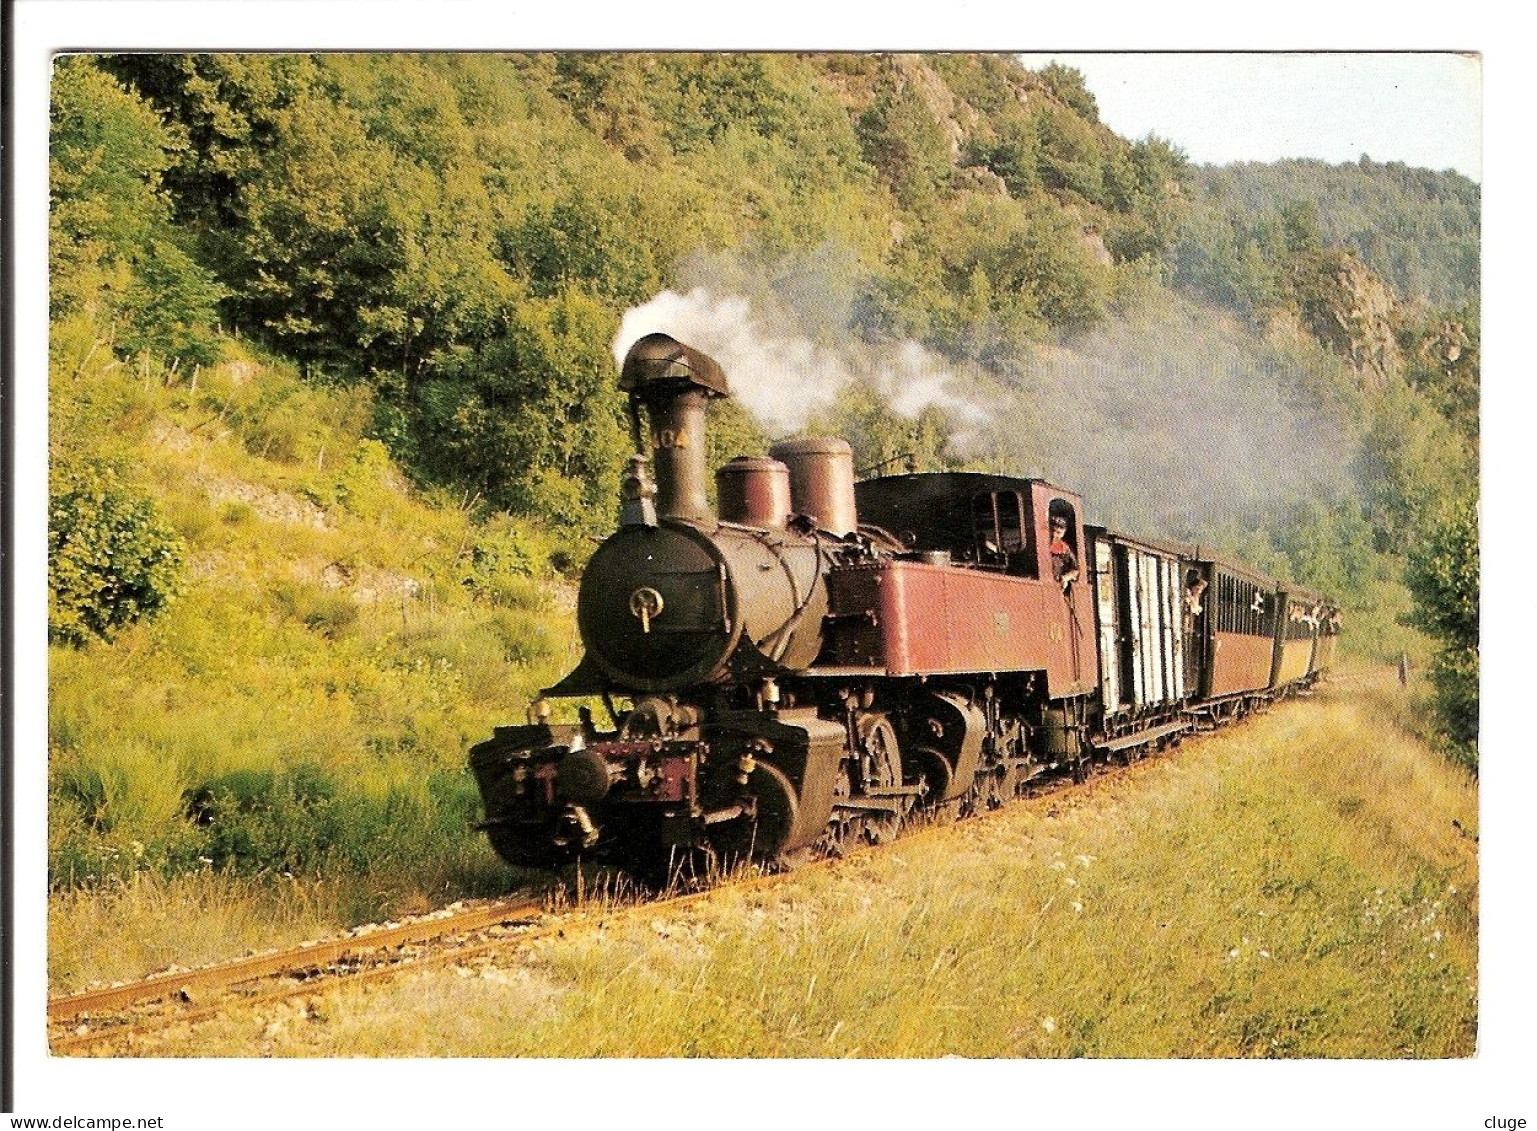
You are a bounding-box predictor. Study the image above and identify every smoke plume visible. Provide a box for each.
[615,253,1356,542]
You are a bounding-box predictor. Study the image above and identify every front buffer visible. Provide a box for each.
[469,702,845,876]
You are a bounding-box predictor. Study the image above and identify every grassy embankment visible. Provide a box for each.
[48,334,583,990]
[137,670,1476,1059]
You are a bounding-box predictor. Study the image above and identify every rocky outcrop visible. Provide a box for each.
[1293,250,1403,389]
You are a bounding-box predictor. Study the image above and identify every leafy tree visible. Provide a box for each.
[548,54,670,161]
[497,188,666,308]
[706,395,771,475]
[231,85,414,379]
[1351,383,1469,552]
[50,463,187,646]
[1037,63,1099,122]
[806,381,962,475]
[50,55,225,365]
[1180,158,1479,310]
[407,287,627,522]
[943,194,1113,338]
[1034,104,1106,203]
[856,68,952,209]
[1403,300,1479,443]
[967,114,1042,198]
[1269,495,1379,601]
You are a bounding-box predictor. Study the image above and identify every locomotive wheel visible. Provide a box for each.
[856,712,905,844]
[485,824,563,870]
[913,746,962,823]
[912,746,953,805]
[710,761,800,862]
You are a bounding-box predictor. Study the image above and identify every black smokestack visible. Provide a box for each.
[618,333,729,524]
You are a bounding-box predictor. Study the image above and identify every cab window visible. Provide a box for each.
[971,491,1031,573]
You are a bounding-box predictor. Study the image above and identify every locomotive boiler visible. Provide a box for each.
[469,334,1339,877]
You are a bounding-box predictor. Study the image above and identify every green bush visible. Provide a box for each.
[1402,504,1479,768]
[1425,646,1478,769]
[49,462,187,645]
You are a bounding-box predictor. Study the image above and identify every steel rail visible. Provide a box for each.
[48,895,547,1023]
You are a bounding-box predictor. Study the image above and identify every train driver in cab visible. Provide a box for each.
[1049,513,1078,591]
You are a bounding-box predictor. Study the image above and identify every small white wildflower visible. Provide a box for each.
[1041,1016,1057,1034]
[1050,860,1068,871]
[1074,854,1095,867]
[1063,876,1078,887]
[1071,901,1083,914]
[1228,948,1241,960]
[1259,950,1271,959]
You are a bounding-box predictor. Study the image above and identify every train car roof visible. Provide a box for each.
[1181,546,1281,589]
[856,470,1076,496]
[1086,524,1196,560]
[1083,525,1275,585]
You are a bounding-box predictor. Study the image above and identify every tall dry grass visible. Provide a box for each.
[137,671,1476,1058]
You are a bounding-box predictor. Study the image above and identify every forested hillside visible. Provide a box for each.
[47,52,1479,899]
[1178,157,1479,311]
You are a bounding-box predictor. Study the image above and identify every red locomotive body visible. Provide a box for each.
[826,559,1094,694]
[846,473,1094,696]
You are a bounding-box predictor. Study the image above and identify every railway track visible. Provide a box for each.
[50,685,1354,1056]
[49,895,551,1054]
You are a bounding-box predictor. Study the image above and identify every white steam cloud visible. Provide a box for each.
[1003,302,1357,539]
[614,287,987,442]
[612,256,1356,542]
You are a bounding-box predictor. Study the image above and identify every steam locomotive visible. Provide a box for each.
[469,334,1341,876]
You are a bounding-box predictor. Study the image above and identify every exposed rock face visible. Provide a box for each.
[1417,318,1471,368]
[951,165,1009,196]
[894,53,977,163]
[203,475,332,530]
[1294,250,1403,389]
